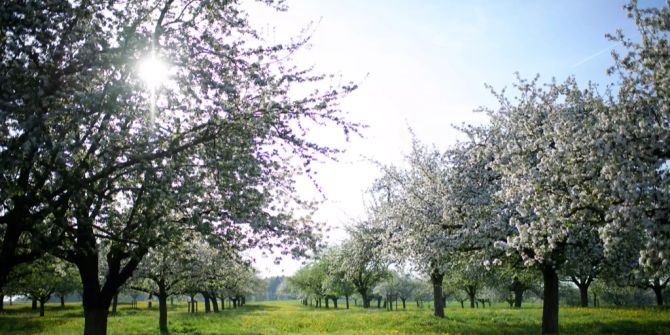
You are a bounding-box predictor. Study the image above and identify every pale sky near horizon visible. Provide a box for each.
[245,0,661,277]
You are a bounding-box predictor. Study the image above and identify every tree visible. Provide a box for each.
[53,262,81,308]
[373,132,503,317]
[444,254,490,309]
[320,247,356,309]
[0,1,360,334]
[14,256,71,317]
[599,0,670,308]
[485,76,616,335]
[371,138,453,317]
[133,240,197,333]
[339,222,389,308]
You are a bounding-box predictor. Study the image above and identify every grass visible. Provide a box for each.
[0,300,669,334]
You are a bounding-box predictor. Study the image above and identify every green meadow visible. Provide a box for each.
[0,300,668,335]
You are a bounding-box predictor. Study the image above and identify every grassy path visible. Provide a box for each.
[0,300,669,334]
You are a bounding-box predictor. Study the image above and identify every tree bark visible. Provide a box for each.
[542,266,559,335]
[60,295,66,308]
[84,308,110,335]
[39,298,46,317]
[203,294,211,313]
[401,298,406,310]
[211,295,219,312]
[0,294,3,313]
[514,287,524,308]
[112,293,118,315]
[158,287,168,334]
[578,285,589,307]
[358,289,369,308]
[32,298,37,310]
[652,286,664,306]
[345,295,349,309]
[431,270,445,318]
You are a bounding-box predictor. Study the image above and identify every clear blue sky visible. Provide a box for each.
[245,0,662,276]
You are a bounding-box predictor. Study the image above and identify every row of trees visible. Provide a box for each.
[0,236,263,331]
[0,1,360,334]
[366,2,670,334]
[289,2,669,335]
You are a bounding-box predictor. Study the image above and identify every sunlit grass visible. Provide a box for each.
[0,300,668,334]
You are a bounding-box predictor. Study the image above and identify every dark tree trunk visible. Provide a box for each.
[333,297,338,309]
[84,308,110,335]
[542,266,560,335]
[111,293,118,315]
[345,295,350,309]
[0,294,3,313]
[459,300,464,308]
[39,298,46,317]
[578,285,589,307]
[221,296,225,310]
[203,294,211,313]
[401,298,406,310]
[592,292,598,307]
[158,287,168,334]
[652,286,664,306]
[376,296,382,308]
[325,297,330,309]
[60,295,66,308]
[148,293,152,309]
[468,293,476,308]
[514,287,524,308]
[358,289,369,308]
[431,270,445,318]
[32,298,37,310]
[211,295,219,312]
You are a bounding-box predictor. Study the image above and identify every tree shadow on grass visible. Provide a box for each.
[0,315,72,335]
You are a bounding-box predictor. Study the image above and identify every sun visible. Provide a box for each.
[138,54,169,90]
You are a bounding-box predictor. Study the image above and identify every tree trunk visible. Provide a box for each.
[345,295,350,309]
[158,288,168,334]
[652,286,664,306]
[39,298,46,317]
[376,296,382,308]
[468,293,476,308]
[60,295,66,308]
[0,294,3,313]
[32,298,37,310]
[333,297,338,309]
[542,266,559,335]
[325,297,330,309]
[592,292,598,307]
[401,298,406,310]
[358,289,369,308]
[459,300,464,308]
[514,287,524,308]
[203,294,211,313]
[84,308,110,335]
[578,285,589,307]
[148,293,152,309]
[111,293,118,315]
[211,295,219,312]
[431,270,445,318]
